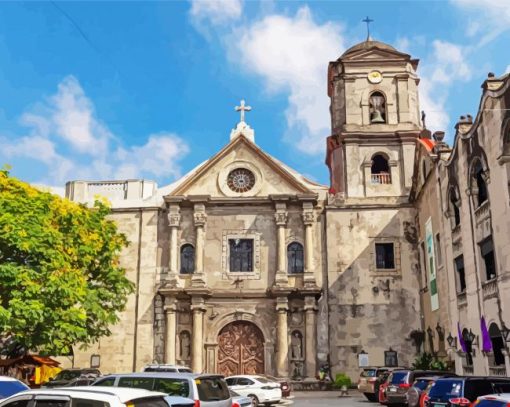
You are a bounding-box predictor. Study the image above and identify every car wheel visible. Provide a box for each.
[364,393,377,402]
[249,394,259,407]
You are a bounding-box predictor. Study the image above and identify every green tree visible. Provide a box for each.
[0,169,134,356]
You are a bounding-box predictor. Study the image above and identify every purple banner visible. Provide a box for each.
[481,316,493,353]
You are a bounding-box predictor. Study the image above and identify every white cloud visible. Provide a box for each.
[1,76,189,187]
[451,0,510,45]
[189,0,243,25]
[417,40,472,134]
[430,40,471,83]
[232,7,345,154]
[506,65,510,74]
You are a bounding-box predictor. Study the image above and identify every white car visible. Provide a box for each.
[225,375,281,407]
[0,386,194,407]
[142,364,192,373]
[475,393,510,406]
[0,376,29,400]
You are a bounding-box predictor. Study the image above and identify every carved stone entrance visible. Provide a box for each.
[217,321,264,375]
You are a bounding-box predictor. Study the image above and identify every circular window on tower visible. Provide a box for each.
[227,168,256,193]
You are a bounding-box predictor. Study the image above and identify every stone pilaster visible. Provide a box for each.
[164,297,177,364]
[302,202,317,288]
[167,204,181,285]
[191,297,206,373]
[503,349,510,376]
[274,203,289,287]
[276,297,289,377]
[192,203,207,288]
[304,296,318,378]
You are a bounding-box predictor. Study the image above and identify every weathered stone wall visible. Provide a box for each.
[325,207,421,379]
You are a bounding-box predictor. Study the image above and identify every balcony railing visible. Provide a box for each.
[474,200,490,222]
[371,173,391,184]
[88,181,127,200]
[489,366,508,376]
[482,278,498,300]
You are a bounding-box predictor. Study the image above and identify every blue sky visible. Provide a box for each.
[1,1,509,190]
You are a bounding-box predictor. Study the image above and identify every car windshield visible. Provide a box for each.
[144,368,177,373]
[361,369,377,378]
[413,379,432,391]
[54,371,82,381]
[0,381,29,398]
[196,377,230,401]
[428,380,463,398]
[131,397,169,407]
[390,371,409,384]
[153,378,190,398]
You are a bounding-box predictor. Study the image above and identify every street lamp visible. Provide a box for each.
[501,324,510,342]
[467,329,478,347]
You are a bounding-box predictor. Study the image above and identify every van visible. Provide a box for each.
[92,372,231,407]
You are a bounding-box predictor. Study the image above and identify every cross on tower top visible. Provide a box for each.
[235,99,252,123]
[362,16,374,41]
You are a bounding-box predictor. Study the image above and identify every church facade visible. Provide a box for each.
[64,40,510,379]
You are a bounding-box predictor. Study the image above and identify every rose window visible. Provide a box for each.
[227,168,256,193]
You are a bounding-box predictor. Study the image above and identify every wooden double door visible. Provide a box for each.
[217,321,264,376]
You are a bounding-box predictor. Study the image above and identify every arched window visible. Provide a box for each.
[371,154,391,184]
[287,242,304,274]
[180,244,195,274]
[450,189,461,227]
[473,161,488,206]
[369,92,386,124]
[489,323,505,366]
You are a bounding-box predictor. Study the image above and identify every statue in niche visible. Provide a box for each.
[291,360,304,380]
[290,330,303,359]
[180,331,191,360]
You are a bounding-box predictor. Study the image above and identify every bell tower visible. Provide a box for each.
[325,40,422,200]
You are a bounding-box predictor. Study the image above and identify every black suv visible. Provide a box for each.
[425,376,510,406]
[44,368,101,388]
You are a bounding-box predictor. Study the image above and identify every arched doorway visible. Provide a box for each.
[217,321,264,376]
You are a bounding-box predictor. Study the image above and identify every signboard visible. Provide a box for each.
[358,352,369,367]
[425,218,439,311]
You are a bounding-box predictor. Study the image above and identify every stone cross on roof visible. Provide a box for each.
[362,16,374,41]
[235,99,252,123]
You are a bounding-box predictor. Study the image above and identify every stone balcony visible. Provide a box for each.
[482,278,498,300]
[474,200,490,223]
[66,179,157,202]
[457,291,467,308]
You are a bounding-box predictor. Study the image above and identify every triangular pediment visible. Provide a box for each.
[167,135,322,198]
[342,48,410,62]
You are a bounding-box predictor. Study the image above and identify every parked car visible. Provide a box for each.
[258,375,290,398]
[225,375,281,407]
[0,377,29,400]
[44,368,101,388]
[92,372,232,407]
[229,389,252,407]
[386,370,454,405]
[406,376,444,407]
[142,364,193,374]
[0,386,189,407]
[426,376,510,407]
[378,372,393,404]
[475,393,510,406]
[358,367,389,401]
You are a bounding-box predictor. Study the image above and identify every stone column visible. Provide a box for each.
[276,297,289,377]
[304,296,317,378]
[502,349,510,376]
[164,297,177,364]
[302,202,317,288]
[191,298,206,373]
[192,203,207,288]
[167,205,181,284]
[274,203,288,287]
